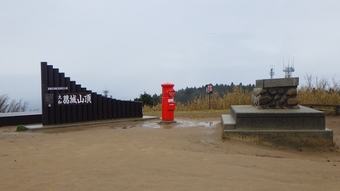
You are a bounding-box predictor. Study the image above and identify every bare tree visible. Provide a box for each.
[315,77,329,90]
[304,73,313,90]
[331,75,340,92]
[303,73,340,92]
[0,94,29,113]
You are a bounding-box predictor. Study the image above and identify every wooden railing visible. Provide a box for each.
[301,104,340,115]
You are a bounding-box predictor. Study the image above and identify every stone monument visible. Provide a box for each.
[221,77,333,147]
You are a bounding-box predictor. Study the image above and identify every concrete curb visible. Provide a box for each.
[26,116,159,130]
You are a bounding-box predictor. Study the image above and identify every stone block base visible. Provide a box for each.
[252,77,299,109]
[230,105,325,130]
[221,105,334,147]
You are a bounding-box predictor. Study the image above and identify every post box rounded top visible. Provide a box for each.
[161,82,174,88]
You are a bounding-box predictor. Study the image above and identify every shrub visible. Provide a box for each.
[16,125,27,131]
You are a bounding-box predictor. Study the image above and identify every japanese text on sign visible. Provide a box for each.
[57,93,92,105]
[48,87,68,90]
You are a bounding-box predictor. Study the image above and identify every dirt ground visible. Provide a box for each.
[0,116,339,191]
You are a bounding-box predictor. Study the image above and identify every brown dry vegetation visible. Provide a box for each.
[298,87,340,105]
[144,85,340,112]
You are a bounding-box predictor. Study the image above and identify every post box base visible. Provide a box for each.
[159,120,177,125]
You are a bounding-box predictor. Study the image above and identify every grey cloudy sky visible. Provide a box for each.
[1,0,340,110]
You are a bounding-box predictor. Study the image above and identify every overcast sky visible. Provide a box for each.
[1,0,340,110]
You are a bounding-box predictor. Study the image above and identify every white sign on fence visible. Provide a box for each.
[48,87,69,91]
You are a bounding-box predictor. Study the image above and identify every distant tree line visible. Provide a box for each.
[0,94,29,113]
[134,83,255,107]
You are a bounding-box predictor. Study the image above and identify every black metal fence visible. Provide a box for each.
[41,62,142,125]
[0,112,42,127]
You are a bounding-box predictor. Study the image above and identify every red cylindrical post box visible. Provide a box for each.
[161,82,176,121]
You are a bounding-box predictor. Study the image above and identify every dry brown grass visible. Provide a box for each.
[143,85,340,112]
[143,86,251,112]
[298,87,340,105]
